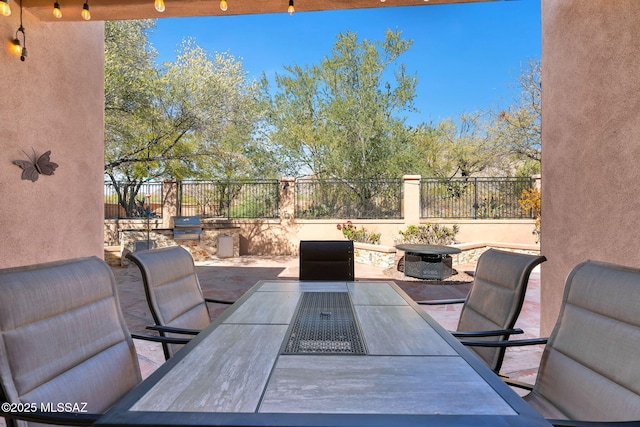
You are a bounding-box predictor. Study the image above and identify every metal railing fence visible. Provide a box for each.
[104,181,163,219]
[178,180,280,219]
[105,177,536,220]
[295,178,403,219]
[420,177,535,219]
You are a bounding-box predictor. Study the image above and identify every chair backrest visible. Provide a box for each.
[299,240,354,281]
[457,249,546,372]
[0,257,141,426]
[525,260,640,422]
[127,246,211,359]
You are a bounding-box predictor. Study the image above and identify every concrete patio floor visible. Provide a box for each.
[114,255,543,395]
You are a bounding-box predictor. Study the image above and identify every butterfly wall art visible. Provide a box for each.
[13,148,59,182]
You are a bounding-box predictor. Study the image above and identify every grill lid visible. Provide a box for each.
[172,216,202,240]
[172,216,201,228]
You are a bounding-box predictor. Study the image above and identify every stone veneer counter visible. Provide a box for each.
[120,225,240,263]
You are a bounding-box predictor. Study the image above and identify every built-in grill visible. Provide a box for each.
[172,216,202,241]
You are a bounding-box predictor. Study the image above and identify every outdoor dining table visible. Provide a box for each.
[97,280,550,427]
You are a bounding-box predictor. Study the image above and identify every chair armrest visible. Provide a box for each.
[416,298,466,306]
[459,337,549,347]
[452,328,524,338]
[144,325,201,335]
[549,420,640,427]
[205,297,234,305]
[145,325,201,335]
[132,332,191,344]
[1,406,99,426]
[502,377,534,391]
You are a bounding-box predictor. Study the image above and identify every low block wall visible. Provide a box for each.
[105,217,539,266]
[354,242,397,269]
[450,242,541,266]
[352,241,541,270]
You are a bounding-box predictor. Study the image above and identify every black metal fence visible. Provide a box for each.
[105,177,535,220]
[420,177,534,219]
[179,180,280,219]
[295,178,403,219]
[104,180,164,219]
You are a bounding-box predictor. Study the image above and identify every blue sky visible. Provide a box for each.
[148,0,541,126]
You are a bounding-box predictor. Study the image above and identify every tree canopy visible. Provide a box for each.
[105,20,277,215]
[105,20,542,195]
[490,58,541,175]
[264,29,417,180]
[105,20,274,183]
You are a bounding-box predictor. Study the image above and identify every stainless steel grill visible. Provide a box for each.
[172,216,202,241]
[283,292,367,355]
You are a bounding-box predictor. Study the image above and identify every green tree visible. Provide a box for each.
[403,113,503,180]
[396,123,445,177]
[434,112,504,178]
[104,21,271,216]
[162,39,275,180]
[491,58,541,173]
[266,29,417,180]
[104,19,163,216]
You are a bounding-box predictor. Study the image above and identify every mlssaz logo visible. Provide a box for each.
[40,402,88,413]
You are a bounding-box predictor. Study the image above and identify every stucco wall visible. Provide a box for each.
[0,13,104,268]
[541,0,640,334]
[221,218,538,256]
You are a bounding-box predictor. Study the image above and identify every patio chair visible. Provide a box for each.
[417,248,546,373]
[299,240,354,281]
[463,259,640,426]
[126,246,235,360]
[0,256,186,427]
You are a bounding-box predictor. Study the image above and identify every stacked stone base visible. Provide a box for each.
[118,227,240,266]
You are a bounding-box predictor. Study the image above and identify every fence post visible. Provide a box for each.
[532,174,541,190]
[403,175,421,227]
[162,179,179,228]
[473,177,478,219]
[280,177,296,223]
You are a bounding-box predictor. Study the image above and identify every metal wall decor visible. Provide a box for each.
[13,148,59,182]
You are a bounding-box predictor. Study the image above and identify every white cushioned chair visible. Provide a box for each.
[418,248,546,373]
[126,246,234,360]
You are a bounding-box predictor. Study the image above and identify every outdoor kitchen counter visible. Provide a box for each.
[119,225,240,260]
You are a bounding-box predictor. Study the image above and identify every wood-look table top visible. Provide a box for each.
[97,280,550,427]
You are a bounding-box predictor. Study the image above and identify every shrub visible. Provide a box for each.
[396,223,459,246]
[518,187,541,242]
[337,221,381,245]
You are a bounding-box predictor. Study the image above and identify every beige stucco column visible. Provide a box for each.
[279,177,296,223]
[532,174,541,190]
[402,175,421,227]
[0,16,105,268]
[541,0,640,334]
